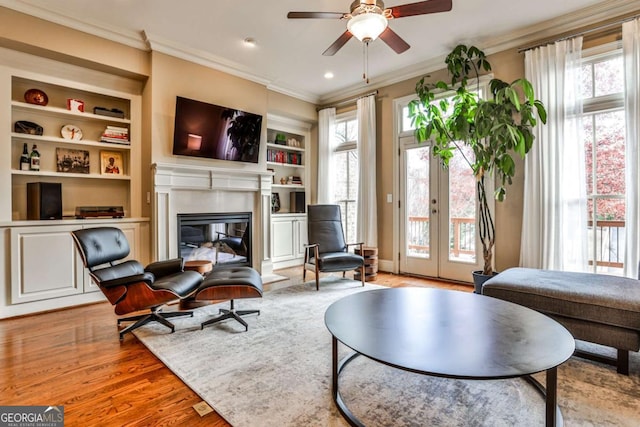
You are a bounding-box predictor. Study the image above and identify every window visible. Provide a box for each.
[333,113,359,243]
[580,44,625,273]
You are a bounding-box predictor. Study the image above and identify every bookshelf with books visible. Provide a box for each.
[4,71,141,222]
[266,114,310,269]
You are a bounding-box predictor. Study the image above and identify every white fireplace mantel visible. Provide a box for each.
[152,162,274,275]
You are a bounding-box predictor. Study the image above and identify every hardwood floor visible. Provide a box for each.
[0,268,471,426]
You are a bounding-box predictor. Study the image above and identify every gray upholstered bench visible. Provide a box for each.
[482,267,640,374]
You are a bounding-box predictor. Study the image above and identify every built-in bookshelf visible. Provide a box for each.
[6,73,141,221]
[266,114,311,269]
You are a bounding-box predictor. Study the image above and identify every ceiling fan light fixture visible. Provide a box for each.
[347,12,388,42]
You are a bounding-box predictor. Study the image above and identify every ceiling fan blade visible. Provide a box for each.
[379,28,410,54]
[389,0,452,18]
[287,11,346,19]
[322,31,353,56]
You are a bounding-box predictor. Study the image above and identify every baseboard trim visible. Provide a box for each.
[378,259,394,273]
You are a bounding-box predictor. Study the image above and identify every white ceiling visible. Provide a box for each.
[0,0,635,103]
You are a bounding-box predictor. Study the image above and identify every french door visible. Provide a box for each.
[399,135,484,282]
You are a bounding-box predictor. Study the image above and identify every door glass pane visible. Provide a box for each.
[405,146,430,258]
[448,145,476,262]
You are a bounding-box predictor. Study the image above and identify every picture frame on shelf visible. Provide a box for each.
[267,168,275,184]
[56,147,90,174]
[100,150,123,176]
[271,193,281,213]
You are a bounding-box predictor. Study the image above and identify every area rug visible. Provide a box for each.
[134,277,640,426]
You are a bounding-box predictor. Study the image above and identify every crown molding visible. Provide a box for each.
[0,0,147,50]
[266,83,320,105]
[318,54,446,105]
[142,32,321,104]
[142,31,272,86]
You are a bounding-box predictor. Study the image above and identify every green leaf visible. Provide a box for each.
[519,79,534,104]
[505,88,520,110]
[535,100,547,123]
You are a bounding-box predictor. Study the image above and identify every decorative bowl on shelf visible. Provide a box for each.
[14,120,43,135]
[24,88,48,106]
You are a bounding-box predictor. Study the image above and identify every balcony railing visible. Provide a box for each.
[588,219,625,270]
[406,216,475,259]
[407,217,626,270]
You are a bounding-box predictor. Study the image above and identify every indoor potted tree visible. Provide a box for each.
[408,44,547,292]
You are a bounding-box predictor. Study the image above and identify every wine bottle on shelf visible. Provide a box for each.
[29,144,40,171]
[20,143,30,171]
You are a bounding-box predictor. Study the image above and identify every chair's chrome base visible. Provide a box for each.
[200,300,260,332]
[117,309,193,341]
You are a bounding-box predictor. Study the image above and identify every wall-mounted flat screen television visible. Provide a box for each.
[172,96,263,164]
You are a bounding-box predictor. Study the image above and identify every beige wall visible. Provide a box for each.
[144,53,317,215]
[147,54,316,168]
[148,51,269,167]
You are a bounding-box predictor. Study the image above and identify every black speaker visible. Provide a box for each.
[290,191,306,213]
[27,182,62,220]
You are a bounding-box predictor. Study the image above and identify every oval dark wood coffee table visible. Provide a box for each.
[325,288,575,427]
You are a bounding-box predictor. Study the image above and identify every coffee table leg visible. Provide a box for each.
[546,367,557,427]
[332,336,338,397]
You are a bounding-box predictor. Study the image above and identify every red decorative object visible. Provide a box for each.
[24,88,48,106]
[67,98,85,112]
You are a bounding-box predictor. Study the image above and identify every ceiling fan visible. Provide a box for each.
[287,0,453,56]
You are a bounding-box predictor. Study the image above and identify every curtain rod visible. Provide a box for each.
[517,13,640,53]
[317,90,378,111]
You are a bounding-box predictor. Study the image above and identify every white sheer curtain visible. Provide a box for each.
[520,37,588,272]
[317,107,336,204]
[623,18,640,279]
[356,95,377,246]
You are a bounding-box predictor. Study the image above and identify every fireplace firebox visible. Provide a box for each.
[177,212,252,267]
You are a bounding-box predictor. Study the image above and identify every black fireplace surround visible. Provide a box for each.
[177,212,252,267]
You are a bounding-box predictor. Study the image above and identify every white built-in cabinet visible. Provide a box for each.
[9,221,141,304]
[271,215,308,268]
[0,51,148,319]
[2,219,148,318]
[267,114,311,269]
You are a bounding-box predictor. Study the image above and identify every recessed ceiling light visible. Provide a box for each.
[243,38,257,48]
[324,72,334,79]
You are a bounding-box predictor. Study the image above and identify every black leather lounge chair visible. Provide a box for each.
[304,204,365,290]
[71,227,203,340]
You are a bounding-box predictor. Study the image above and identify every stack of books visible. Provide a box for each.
[289,176,302,185]
[100,126,130,145]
